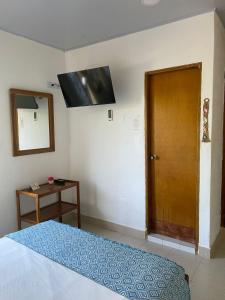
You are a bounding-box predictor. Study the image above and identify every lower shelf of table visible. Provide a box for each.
[21,201,78,224]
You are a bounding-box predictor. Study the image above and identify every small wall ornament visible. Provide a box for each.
[202,98,210,143]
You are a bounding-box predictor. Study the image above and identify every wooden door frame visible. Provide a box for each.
[144,63,202,249]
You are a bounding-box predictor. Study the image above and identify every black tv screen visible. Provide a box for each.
[57,66,116,107]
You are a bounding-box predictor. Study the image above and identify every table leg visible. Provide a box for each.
[16,191,21,230]
[58,191,62,222]
[35,196,40,223]
[77,182,81,228]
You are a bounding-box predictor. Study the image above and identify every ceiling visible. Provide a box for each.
[0,0,225,51]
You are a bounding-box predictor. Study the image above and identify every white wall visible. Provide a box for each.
[210,14,225,246]
[0,30,69,235]
[65,13,215,248]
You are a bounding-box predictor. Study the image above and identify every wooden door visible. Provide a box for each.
[146,64,201,244]
[221,89,225,227]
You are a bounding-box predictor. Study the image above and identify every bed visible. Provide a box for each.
[0,221,190,300]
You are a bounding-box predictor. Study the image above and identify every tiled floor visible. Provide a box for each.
[77,221,225,300]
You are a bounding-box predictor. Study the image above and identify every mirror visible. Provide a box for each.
[10,89,55,156]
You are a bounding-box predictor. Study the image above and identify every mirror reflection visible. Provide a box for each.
[16,95,50,150]
[10,89,55,156]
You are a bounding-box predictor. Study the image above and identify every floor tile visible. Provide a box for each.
[139,240,171,257]
[190,270,225,300]
[112,233,145,248]
[165,248,202,281]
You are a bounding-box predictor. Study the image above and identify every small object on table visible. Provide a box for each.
[30,183,40,191]
[54,179,66,185]
[48,176,54,184]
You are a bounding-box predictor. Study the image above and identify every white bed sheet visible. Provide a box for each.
[0,237,127,300]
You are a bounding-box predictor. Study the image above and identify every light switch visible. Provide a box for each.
[34,111,38,121]
[108,109,113,121]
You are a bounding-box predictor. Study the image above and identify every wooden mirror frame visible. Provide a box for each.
[10,88,55,156]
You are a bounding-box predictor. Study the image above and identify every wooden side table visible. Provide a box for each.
[16,180,80,230]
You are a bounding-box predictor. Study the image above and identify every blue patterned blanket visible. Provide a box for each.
[7,221,190,300]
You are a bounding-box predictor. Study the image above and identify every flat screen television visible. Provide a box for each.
[57,66,116,107]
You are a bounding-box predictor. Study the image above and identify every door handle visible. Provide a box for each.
[149,154,159,160]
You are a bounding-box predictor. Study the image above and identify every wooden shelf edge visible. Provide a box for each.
[21,201,78,223]
[17,180,79,198]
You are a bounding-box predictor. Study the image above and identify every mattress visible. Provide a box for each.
[0,237,125,300]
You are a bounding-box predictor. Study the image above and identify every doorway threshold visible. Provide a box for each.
[148,234,196,254]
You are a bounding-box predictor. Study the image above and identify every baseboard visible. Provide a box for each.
[210,228,223,258]
[64,212,147,239]
[198,245,211,259]
[198,229,222,259]
[82,215,147,239]
[148,234,196,254]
